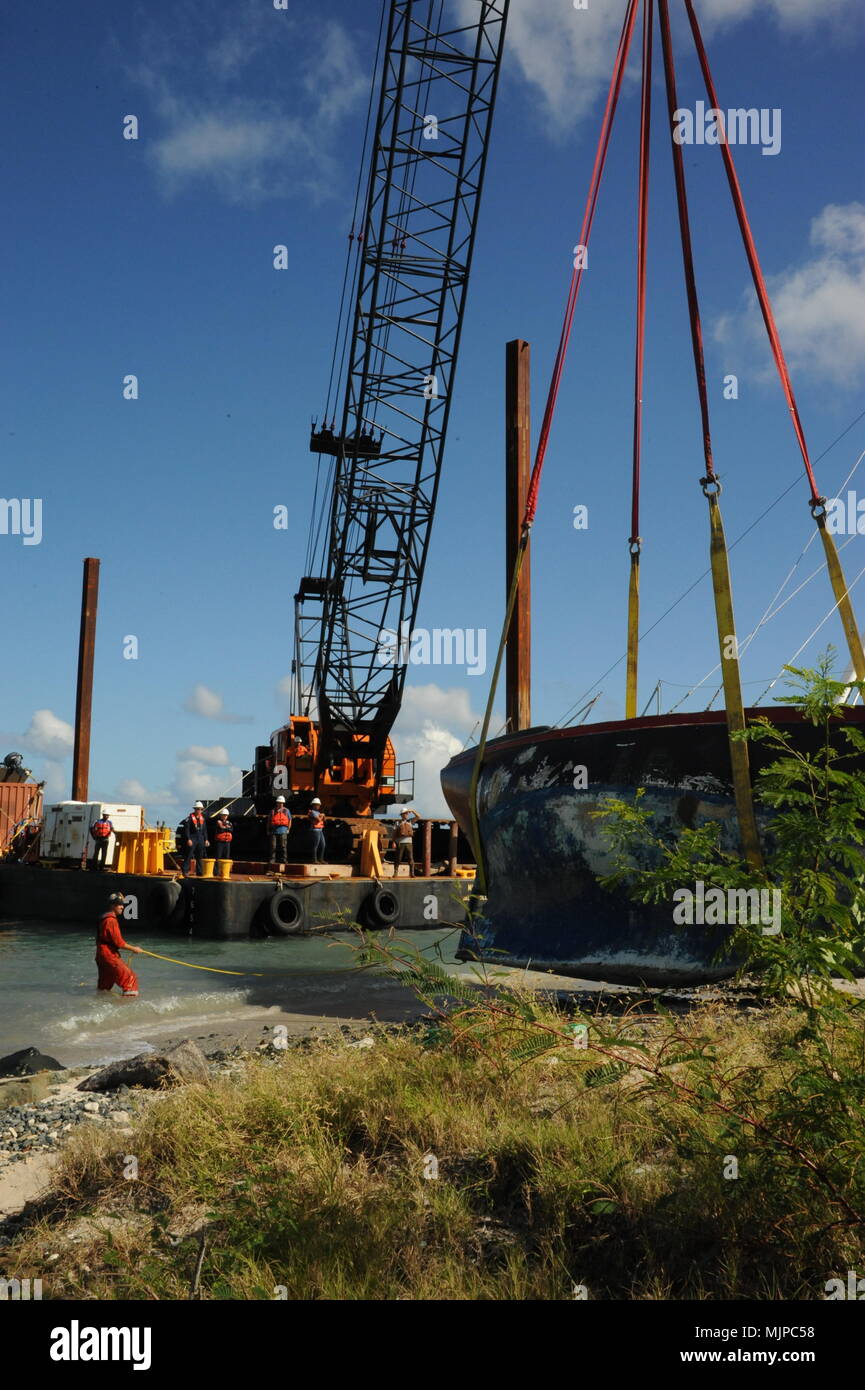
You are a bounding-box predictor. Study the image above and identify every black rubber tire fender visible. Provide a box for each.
[268,889,305,935]
[149,879,182,920]
[365,886,400,928]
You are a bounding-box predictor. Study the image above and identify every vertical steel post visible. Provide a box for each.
[505,339,532,733]
[422,819,432,877]
[72,558,100,803]
[448,821,459,876]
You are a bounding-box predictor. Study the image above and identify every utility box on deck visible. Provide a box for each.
[41,801,144,866]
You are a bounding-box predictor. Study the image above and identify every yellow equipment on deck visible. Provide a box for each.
[113,826,174,876]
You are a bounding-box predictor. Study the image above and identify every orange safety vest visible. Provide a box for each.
[270,809,290,829]
[309,811,324,830]
[92,820,112,840]
[215,821,232,842]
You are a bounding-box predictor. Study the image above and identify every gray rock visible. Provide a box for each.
[0,1047,65,1077]
[77,1039,211,1093]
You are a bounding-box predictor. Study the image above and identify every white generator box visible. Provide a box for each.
[41,800,144,864]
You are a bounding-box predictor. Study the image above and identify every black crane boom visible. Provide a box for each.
[295,0,510,800]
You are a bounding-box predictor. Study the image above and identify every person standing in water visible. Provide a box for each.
[96,892,143,995]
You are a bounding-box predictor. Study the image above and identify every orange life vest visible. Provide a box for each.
[270,809,290,829]
[215,821,232,842]
[92,819,112,839]
[309,810,324,830]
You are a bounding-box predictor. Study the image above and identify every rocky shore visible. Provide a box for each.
[0,1020,384,1226]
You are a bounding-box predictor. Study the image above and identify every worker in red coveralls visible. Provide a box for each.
[95,893,143,995]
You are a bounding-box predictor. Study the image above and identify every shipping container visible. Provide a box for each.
[0,782,44,853]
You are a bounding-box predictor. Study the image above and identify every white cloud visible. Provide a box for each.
[153,112,291,178]
[392,683,505,817]
[699,0,858,28]
[40,760,69,803]
[715,202,865,388]
[174,758,244,805]
[178,745,231,767]
[115,777,174,806]
[130,9,367,203]
[112,751,243,818]
[183,683,253,724]
[19,709,75,761]
[397,722,464,818]
[457,0,861,133]
[397,683,478,738]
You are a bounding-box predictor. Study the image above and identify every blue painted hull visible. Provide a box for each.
[440,707,865,986]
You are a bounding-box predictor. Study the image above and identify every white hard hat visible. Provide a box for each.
[194,801,204,809]
[401,806,410,813]
[311,797,321,805]
[276,795,286,803]
[218,808,230,817]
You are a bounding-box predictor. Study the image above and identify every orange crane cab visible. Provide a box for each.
[267,717,400,818]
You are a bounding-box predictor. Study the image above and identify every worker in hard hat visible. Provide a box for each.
[182,801,209,876]
[88,807,114,872]
[392,807,419,873]
[308,798,326,864]
[269,796,292,869]
[213,808,233,861]
[96,892,143,995]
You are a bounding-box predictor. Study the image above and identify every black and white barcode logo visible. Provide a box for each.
[49,1321,152,1371]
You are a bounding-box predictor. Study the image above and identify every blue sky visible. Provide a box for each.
[3,0,865,818]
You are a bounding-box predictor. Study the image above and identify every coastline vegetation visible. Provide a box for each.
[3,661,865,1300]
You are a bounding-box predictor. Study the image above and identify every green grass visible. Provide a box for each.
[4,1000,864,1300]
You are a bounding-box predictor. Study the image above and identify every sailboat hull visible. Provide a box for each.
[440,707,865,985]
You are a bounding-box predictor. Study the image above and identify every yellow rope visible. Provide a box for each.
[137,948,267,977]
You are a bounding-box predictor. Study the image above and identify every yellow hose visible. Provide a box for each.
[137,948,267,977]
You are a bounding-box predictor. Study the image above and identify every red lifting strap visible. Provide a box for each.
[631,0,654,544]
[683,0,821,505]
[658,0,715,481]
[524,0,641,529]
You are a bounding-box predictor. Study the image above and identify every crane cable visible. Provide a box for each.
[468,0,643,895]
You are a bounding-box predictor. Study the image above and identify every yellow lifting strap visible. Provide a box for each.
[814,509,865,683]
[704,482,763,870]
[625,544,640,721]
